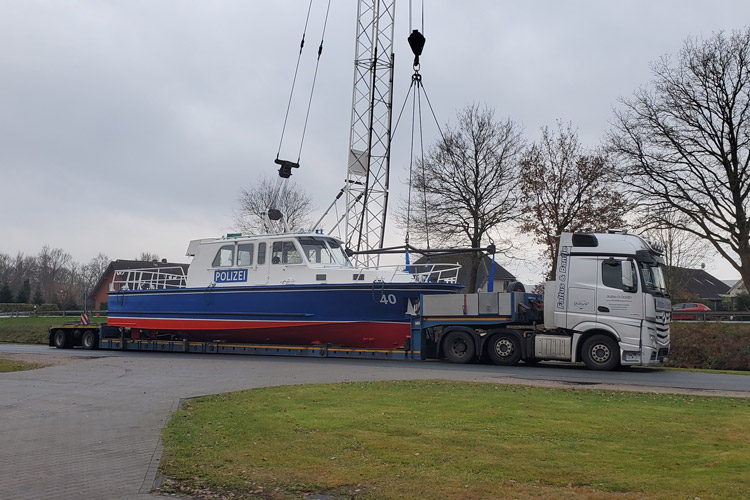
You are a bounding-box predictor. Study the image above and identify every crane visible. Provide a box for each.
[314,0,396,267]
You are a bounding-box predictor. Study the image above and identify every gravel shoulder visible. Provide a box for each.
[0,352,93,367]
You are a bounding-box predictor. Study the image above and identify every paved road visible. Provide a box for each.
[1,345,748,500]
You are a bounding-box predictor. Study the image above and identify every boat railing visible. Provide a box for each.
[110,266,188,292]
[408,262,461,283]
[355,263,460,283]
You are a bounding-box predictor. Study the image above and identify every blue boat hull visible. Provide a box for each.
[107,282,461,348]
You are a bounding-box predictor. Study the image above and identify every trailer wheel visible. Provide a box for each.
[81,330,98,350]
[487,332,521,366]
[581,334,619,371]
[442,331,475,364]
[53,329,71,349]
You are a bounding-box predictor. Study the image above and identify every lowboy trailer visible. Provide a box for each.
[49,230,671,371]
[47,292,539,362]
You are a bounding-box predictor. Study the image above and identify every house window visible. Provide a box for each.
[237,244,254,266]
[212,245,234,267]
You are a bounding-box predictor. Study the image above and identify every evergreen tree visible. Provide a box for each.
[32,288,43,305]
[0,281,13,303]
[16,279,31,303]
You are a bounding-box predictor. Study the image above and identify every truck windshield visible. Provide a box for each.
[639,262,668,297]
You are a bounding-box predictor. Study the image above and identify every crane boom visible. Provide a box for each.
[315,0,396,267]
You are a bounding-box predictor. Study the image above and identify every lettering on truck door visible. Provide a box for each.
[565,255,598,329]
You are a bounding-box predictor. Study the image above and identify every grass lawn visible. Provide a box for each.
[160,380,750,500]
[0,358,45,372]
[0,316,107,344]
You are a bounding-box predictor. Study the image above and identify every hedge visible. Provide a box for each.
[668,322,750,371]
[0,303,60,313]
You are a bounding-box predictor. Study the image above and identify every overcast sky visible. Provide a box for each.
[2,1,749,284]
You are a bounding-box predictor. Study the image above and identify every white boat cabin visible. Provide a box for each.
[184,233,457,288]
[110,233,460,291]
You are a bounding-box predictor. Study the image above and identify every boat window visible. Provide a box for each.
[299,237,336,264]
[212,245,234,267]
[237,244,254,266]
[258,242,266,265]
[272,241,303,265]
[324,238,352,267]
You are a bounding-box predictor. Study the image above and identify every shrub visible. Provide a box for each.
[668,322,750,371]
[0,303,35,313]
[733,293,750,311]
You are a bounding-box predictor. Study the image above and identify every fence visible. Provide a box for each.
[0,310,107,318]
[671,311,750,321]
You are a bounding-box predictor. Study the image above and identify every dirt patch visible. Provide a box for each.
[0,353,92,367]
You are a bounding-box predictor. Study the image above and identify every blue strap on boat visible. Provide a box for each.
[488,253,495,292]
[405,248,411,273]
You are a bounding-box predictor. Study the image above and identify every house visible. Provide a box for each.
[412,253,518,292]
[665,266,730,309]
[91,259,189,311]
[725,279,746,309]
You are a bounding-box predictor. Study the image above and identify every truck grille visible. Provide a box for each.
[655,324,669,341]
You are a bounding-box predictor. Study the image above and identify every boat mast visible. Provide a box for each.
[315,0,396,267]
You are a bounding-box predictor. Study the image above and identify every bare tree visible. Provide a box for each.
[136,252,160,262]
[520,122,630,279]
[610,28,750,288]
[402,104,524,291]
[37,246,73,304]
[234,176,313,233]
[0,248,110,309]
[82,253,111,291]
[650,233,710,300]
[638,211,712,299]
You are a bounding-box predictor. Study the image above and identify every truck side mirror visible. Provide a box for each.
[621,260,636,292]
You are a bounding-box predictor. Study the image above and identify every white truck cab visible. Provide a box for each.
[544,231,671,369]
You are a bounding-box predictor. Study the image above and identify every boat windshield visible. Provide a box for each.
[639,262,668,297]
[298,237,352,267]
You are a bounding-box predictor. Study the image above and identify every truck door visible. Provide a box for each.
[596,258,642,340]
[565,255,599,329]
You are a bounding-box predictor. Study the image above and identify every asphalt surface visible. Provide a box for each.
[1,344,748,500]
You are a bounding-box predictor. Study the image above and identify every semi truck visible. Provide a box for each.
[49,230,670,371]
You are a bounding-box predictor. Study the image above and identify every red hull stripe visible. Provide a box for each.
[106,317,398,330]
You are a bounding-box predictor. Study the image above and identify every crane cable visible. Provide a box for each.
[296,0,332,163]
[274,0,331,165]
[268,0,331,229]
[400,0,482,257]
[396,0,433,249]
[276,0,315,161]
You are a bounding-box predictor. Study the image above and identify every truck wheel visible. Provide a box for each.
[487,332,521,366]
[81,330,98,350]
[53,329,71,349]
[581,334,619,371]
[443,331,475,364]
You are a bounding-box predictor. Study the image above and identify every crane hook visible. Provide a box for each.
[407,29,426,68]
